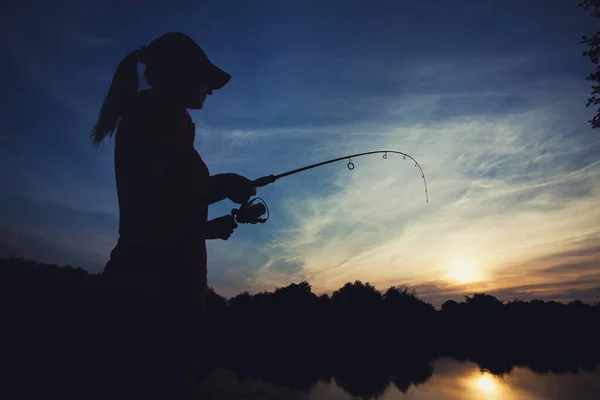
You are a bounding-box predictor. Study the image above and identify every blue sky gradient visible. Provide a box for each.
[1,0,599,304]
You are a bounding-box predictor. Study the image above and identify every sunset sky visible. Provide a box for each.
[1,0,599,305]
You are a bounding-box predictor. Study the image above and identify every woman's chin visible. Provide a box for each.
[187,102,204,110]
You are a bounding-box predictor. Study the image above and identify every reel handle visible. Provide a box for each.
[252,174,276,188]
[230,197,269,224]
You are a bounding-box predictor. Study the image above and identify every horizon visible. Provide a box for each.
[1,0,600,307]
[6,255,600,309]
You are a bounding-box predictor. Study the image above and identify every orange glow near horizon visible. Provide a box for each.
[455,369,541,400]
[466,371,509,399]
[447,258,486,284]
[475,374,497,393]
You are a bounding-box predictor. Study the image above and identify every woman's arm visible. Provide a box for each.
[130,105,254,241]
[207,173,257,205]
[205,175,227,205]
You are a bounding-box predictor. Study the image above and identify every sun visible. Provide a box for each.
[475,374,497,393]
[447,259,485,284]
[464,371,505,399]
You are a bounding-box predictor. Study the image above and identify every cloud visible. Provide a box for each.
[206,238,279,297]
[249,62,600,296]
[411,278,600,307]
[0,143,119,217]
[0,226,106,271]
[178,53,600,298]
[2,1,599,304]
[0,193,117,269]
[405,241,600,306]
[539,260,600,275]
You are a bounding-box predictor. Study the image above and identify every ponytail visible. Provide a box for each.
[90,47,146,145]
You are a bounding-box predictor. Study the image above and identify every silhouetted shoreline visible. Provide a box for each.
[2,257,599,399]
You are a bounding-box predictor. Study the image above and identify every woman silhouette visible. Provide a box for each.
[91,32,255,398]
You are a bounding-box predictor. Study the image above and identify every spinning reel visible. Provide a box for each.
[231,197,270,224]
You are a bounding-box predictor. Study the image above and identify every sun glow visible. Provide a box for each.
[463,370,521,400]
[475,374,497,393]
[447,259,485,283]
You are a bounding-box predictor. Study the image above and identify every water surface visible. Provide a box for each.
[198,358,600,400]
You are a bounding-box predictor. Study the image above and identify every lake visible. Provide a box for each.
[197,358,600,400]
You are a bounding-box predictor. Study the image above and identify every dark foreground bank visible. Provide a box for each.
[2,257,599,399]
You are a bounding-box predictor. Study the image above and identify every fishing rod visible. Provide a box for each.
[232,150,428,224]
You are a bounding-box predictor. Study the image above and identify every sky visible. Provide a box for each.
[1,0,599,305]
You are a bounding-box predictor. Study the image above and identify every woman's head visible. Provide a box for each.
[142,32,230,107]
[90,32,230,145]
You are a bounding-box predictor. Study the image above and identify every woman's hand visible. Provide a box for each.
[206,215,238,240]
[211,173,257,204]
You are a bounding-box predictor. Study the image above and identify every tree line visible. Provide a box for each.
[2,257,599,399]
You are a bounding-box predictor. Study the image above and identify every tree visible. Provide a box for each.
[272,281,316,307]
[579,0,600,128]
[331,280,382,307]
[206,286,227,311]
[228,291,253,309]
[464,292,503,312]
[383,285,435,314]
[441,299,462,314]
[382,285,415,301]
